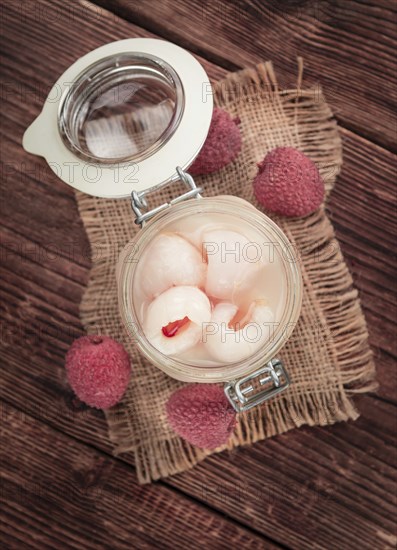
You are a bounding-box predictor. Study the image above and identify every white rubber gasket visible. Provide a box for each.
[22,39,213,198]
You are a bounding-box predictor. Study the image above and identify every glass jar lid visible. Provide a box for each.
[58,53,185,165]
[23,39,213,198]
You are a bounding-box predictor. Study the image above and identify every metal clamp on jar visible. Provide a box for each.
[23,39,302,413]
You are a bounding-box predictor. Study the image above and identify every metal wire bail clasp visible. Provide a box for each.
[224,358,290,413]
[131,166,202,227]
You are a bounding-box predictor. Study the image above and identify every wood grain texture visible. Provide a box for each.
[2,205,395,548]
[1,0,396,548]
[1,402,276,550]
[168,396,397,550]
[90,0,397,151]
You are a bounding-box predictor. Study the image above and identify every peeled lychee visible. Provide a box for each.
[65,335,131,409]
[166,384,236,449]
[253,146,325,217]
[189,108,242,175]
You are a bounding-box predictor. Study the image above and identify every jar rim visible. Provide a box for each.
[117,196,302,383]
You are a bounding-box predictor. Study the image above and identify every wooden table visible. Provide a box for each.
[1,1,396,548]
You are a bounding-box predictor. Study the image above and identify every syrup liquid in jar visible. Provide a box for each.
[131,205,288,367]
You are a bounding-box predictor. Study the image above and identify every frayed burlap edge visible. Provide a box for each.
[76,60,377,483]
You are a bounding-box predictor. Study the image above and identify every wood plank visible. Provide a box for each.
[0,0,225,114]
[1,0,395,364]
[168,396,397,550]
[327,128,397,367]
[1,251,396,548]
[89,0,397,151]
[2,126,396,390]
[1,1,396,548]
[0,401,274,550]
[2,331,396,550]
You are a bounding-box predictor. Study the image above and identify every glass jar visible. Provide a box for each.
[117,192,302,410]
[23,38,302,412]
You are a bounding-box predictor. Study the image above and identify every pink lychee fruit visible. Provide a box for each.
[253,146,325,217]
[166,384,236,449]
[65,335,131,409]
[189,107,242,175]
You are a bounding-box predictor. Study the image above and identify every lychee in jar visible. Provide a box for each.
[118,190,302,411]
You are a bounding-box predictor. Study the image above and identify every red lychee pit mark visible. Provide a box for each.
[162,316,190,338]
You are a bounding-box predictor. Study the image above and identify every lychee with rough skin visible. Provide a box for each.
[253,146,325,217]
[166,384,236,449]
[66,335,131,409]
[189,108,242,175]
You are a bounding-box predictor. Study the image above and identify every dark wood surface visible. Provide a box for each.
[1,1,396,548]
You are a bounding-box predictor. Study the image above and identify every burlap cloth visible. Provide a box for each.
[76,61,376,483]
